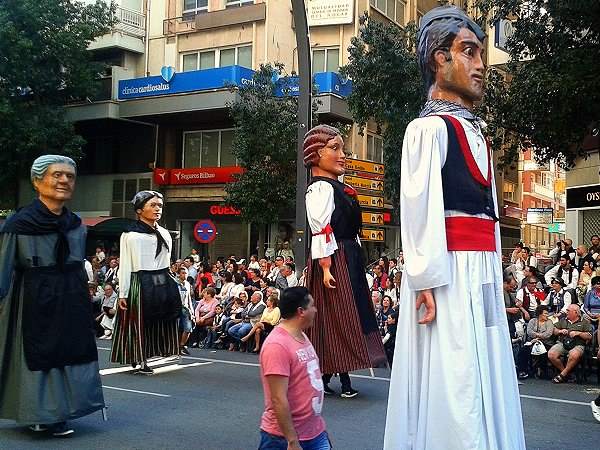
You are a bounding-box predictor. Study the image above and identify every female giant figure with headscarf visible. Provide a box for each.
[0,155,105,437]
[303,125,386,398]
[110,190,180,375]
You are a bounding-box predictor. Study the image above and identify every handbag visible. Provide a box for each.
[531,340,547,356]
[138,268,181,323]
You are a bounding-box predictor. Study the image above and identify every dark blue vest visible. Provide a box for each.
[439,115,498,221]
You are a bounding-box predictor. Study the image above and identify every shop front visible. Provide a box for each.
[566,183,600,245]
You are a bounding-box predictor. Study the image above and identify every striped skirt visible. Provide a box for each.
[110,273,179,365]
[306,240,387,374]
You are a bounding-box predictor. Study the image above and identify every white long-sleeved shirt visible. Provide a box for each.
[544,264,579,290]
[118,226,172,299]
[306,181,339,260]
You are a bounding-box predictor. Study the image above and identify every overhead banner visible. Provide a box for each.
[526,207,553,224]
[307,0,354,26]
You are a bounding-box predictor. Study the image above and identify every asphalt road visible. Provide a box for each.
[1,341,599,449]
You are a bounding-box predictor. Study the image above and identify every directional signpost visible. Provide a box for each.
[361,227,385,242]
[345,157,386,241]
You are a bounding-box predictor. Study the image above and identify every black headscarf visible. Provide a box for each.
[1,198,82,267]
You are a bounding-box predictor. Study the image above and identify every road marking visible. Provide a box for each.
[152,362,212,374]
[102,385,171,398]
[519,394,589,406]
[97,347,592,407]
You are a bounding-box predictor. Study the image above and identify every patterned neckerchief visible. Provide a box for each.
[419,99,486,133]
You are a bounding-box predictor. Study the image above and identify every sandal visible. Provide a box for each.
[552,373,566,384]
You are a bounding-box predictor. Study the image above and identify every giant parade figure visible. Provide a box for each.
[384,5,526,449]
[0,155,105,437]
[303,125,386,398]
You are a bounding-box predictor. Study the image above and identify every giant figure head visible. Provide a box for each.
[417,5,486,107]
[30,155,77,205]
[303,124,346,177]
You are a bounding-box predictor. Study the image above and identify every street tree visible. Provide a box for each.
[225,64,298,258]
[0,0,115,208]
[475,0,600,167]
[341,15,424,211]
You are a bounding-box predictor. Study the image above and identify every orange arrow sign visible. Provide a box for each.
[356,194,385,209]
[360,227,385,242]
[345,175,384,192]
[346,158,385,175]
[361,212,384,225]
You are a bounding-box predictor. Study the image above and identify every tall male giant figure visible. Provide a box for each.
[384,6,526,450]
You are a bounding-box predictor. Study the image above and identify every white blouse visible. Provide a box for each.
[306,181,339,260]
[118,226,172,299]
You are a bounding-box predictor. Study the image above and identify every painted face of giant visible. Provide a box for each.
[33,163,76,203]
[435,27,485,104]
[316,135,346,177]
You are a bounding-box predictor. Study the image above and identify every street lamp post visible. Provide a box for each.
[291,0,311,273]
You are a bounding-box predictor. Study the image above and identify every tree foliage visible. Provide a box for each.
[0,0,115,207]
[341,15,424,211]
[225,64,298,233]
[475,0,600,167]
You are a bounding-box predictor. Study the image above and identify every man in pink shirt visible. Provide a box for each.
[259,286,331,450]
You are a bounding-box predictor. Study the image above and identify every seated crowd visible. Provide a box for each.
[504,236,600,383]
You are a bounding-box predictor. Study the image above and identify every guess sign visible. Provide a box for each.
[209,205,241,216]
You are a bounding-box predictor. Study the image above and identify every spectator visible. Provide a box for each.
[95,246,106,263]
[510,242,524,264]
[267,256,285,283]
[543,278,574,316]
[378,256,389,275]
[388,258,399,279]
[575,244,595,273]
[588,234,600,265]
[183,257,198,282]
[229,291,266,351]
[273,263,289,291]
[562,239,577,265]
[516,276,544,318]
[545,255,579,290]
[376,296,394,336]
[248,254,261,270]
[577,260,595,302]
[84,258,94,282]
[397,252,404,272]
[382,311,398,366]
[218,271,236,305]
[245,269,263,295]
[104,257,119,288]
[217,297,245,346]
[211,264,223,294]
[229,272,246,299]
[549,304,593,383]
[583,276,600,327]
[282,263,298,288]
[97,284,118,339]
[393,272,402,303]
[371,290,382,311]
[259,258,270,279]
[383,278,398,305]
[176,267,195,355]
[372,265,388,293]
[189,287,218,348]
[276,240,294,262]
[237,259,249,281]
[504,274,529,340]
[258,286,329,450]
[242,295,281,352]
[91,256,104,286]
[516,306,554,379]
[519,265,543,290]
[189,248,200,264]
[205,304,225,349]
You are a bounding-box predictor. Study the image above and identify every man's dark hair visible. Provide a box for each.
[525,266,538,277]
[535,305,547,317]
[279,287,311,319]
[185,256,193,263]
[251,268,260,277]
[516,242,524,248]
[390,258,397,264]
[224,271,233,283]
[284,262,295,272]
[417,5,485,90]
[592,234,599,239]
[522,246,530,254]
[503,273,515,284]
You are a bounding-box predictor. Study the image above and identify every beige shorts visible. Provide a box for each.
[550,342,585,357]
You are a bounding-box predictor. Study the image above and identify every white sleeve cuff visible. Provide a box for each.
[310,234,338,260]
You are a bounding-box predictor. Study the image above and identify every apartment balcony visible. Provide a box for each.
[163,3,266,36]
[89,7,146,54]
[532,182,555,199]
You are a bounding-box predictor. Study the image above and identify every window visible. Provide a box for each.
[503,181,516,202]
[183,129,237,168]
[312,47,340,74]
[226,0,254,8]
[370,0,406,25]
[367,134,383,163]
[111,178,152,219]
[183,0,208,21]
[181,45,252,72]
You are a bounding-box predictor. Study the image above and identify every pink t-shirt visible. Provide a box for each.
[260,326,326,441]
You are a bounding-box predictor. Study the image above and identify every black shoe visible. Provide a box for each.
[50,422,74,437]
[180,346,190,356]
[323,384,335,396]
[138,365,154,375]
[341,388,359,398]
[518,372,529,380]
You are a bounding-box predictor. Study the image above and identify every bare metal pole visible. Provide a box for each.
[291,0,311,274]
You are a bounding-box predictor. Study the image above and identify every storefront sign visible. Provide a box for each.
[153,167,243,185]
[345,175,384,192]
[566,184,600,210]
[193,219,217,244]
[356,194,384,209]
[209,205,241,216]
[345,158,385,175]
[362,212,384,225]
[307,0,354,26]
[120,66,353,100]
[360,227,385,242]
[526,207,553,224]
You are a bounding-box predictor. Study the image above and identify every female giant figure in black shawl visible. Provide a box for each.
[0,155,104,437]
[303,125,386,398]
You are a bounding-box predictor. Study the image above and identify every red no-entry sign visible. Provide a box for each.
[193,219,217,244]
